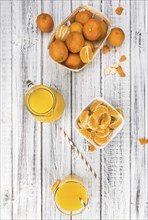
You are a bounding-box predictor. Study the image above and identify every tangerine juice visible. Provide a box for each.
[25,85,64,122]
[55,181,88,212]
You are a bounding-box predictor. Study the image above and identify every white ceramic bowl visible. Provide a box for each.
[74,97,125,149]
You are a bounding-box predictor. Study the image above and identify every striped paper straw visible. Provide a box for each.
[60,128,99,180]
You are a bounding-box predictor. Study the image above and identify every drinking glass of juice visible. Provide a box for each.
[25,80,64,122]
[51,175,88,216]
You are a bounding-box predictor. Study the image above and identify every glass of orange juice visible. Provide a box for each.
[51,175,88,216]
[25,80,65,122]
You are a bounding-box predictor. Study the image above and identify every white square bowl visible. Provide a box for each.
[74,97,125,149]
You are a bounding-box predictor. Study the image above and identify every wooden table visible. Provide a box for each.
[1,0,148,219]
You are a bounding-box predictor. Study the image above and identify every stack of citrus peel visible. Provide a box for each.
[78,100,123,147]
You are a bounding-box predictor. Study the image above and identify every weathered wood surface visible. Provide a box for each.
[0,0,148,220]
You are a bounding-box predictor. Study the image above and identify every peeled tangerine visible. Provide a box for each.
[80,46,93,64]
[99,114,111,129]
[92,106,108,120]
[107,106,119,117]
[55,25,70,41]
[95,128,110,138]
[90,100,102,112]
[109,118,122,129]
[94,136,109,145]
[79,111,89,123]
[88,115,98,130]
[80,129,91,139]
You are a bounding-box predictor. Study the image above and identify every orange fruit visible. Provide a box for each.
[98,20,108,40]
[64,53,83,69]
[107,27,125,47]
[55,25,70,41]
[75,10,92,25]
[95,128,110,138]
[66,32,85,53]
[80,46,93,64]
[92,106,108,120]
[94,136,109,145]
[79,111,89,123]
[89,144,96,152]
[88,115,98,130]
[83,19,102,41]
[36,13,54,32]
[107,106,119,117]
[109,118,122,129]
[80,129,91,139]
[91,130,97,139]
[90,100,102,112]
[70,22,83,33]
[78,122,89,129]
[99,114,111,129]
[84,41,95,52]
[49,40,68,63]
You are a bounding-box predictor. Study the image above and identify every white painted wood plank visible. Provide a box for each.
[41,1,71,219]
[71,1,102,219]
[0,1,12,219]
[12,1,42,219]
[130,1,148,219]
[101,0,131,219]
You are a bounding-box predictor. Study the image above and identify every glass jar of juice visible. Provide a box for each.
[51,175,88,216]
[25,80,64,122]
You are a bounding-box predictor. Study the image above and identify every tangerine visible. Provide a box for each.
[75,10,92,25]
[70,22,83,33]
[84,41,95,52]
[90,100,102,112]
[98,20,108,40]
[92,106,108,120]
[107,106,119,117]
[88,115,98,130]
[83,19,102,41]
[99,114,111,129]
[80,129,91,139]
[55,25,70,41]
[64,53,83,69]
[95,128,110,138]
[107,27,125,47]
[49,40,68,63]
[109,118,122,129]
[80,46,93,64]
[36,13,54,32]
[66,32,85,53]
[79,111,89,123]
[94,136,109,145]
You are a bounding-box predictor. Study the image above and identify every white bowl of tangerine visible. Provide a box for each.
[74,98,125,149]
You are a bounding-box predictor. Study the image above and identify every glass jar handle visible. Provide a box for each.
[51,180,60,193]
[26,80,34,89]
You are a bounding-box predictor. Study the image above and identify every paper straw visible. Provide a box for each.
[60,128,99,179]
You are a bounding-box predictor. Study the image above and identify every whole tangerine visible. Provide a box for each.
[70,22,83,33]
[107,27,125,47]
[49,40,68,63]
[98,20,108,40]
[83,19,102,41]
[75,10,92,25]
[64,53,83,69]
[66,32,85,53]
[36,13,54,32]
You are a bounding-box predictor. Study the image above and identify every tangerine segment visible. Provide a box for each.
[78,122,89,129]
[108,106,119,117]
[91,130,97,139]
[139,138,148,145]
[90,100,102,112]
[99,114,111,129]
[79,111,89,123]
[109,118,122,129]
[80,129,91,139]
[95,128,110,138]
[88,115,98,130]
[116,107,124,118]
[92,106,108,120]
[94,136,109,145]
[80,46,93,64]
